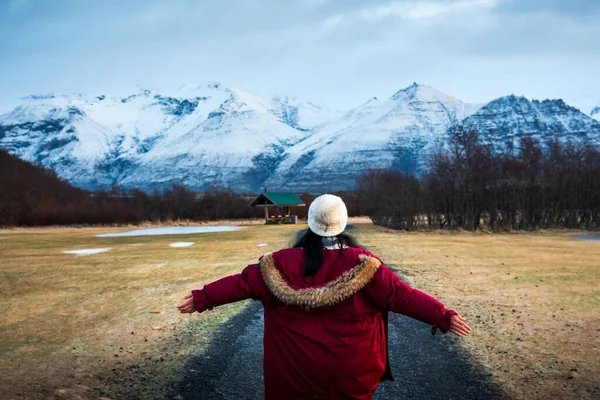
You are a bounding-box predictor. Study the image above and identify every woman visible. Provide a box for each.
[177,194,471,399]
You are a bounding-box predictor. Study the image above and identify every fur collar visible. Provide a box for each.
[259,253,381,309]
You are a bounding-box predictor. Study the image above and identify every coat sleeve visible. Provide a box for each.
[191,263,267,313]
[363,255,457,335]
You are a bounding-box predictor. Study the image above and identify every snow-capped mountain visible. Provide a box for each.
[591,106,600,121]
[1,82,598,192]
[0,83,322,191]
[265,83,472,191]
[464,95,600,145]
[269,96,342,131]
[0,91,186,188]
[120,85,308,191]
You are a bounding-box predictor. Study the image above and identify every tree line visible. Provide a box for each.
[0,149,359,226]
[2,126,599,231]
[0,149,263,226]
[356,126,600,231]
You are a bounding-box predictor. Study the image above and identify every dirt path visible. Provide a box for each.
[168,301,505,400]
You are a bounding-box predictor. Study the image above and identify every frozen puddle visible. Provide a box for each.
[257,243,268,247]
[64,248,112,256]
[169,242,195,248]
[575,234,600,242]
[96,226,241,238]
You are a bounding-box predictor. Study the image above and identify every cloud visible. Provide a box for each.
[496,0,600,19]
[320,0,498,31]
[0,0,598,112]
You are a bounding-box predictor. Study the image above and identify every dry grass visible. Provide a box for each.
[0,223,301,399]
[1,221,598,399]
[353,225,600,400]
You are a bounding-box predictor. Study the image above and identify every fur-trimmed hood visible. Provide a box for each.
[259,252,381,309]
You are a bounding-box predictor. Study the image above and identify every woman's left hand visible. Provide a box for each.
[177,293,196,313]
[448,314,472,336]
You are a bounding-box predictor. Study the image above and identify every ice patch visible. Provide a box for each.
[63,248,112,256]
[575,234,600,242]
[96,226,241,238]
[257,243,268,247]
[169,242,195,248]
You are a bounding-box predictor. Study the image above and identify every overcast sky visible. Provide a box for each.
[1,0,599,112]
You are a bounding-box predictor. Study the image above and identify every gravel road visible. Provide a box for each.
[169,300,505,400]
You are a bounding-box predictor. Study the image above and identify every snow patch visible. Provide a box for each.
[257,243,268,247]
[96,226,241,237]
[63,248,112,256]
[169,242,195,248]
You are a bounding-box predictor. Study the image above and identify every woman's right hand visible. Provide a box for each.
[448,314,472,336]
[177,293,197,314]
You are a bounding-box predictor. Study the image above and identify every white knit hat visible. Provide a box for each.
[308,194,348,237]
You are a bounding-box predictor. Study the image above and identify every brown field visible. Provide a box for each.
[358,225,600,400]
[0,221,598,399]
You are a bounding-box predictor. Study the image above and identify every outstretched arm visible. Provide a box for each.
[447,315,471,336]
[364,260,471,336]
[177,263,266,314]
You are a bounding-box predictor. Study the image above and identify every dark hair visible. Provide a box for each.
[292,228,361,277]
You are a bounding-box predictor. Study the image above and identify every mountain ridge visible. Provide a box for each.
[1,82,598,192]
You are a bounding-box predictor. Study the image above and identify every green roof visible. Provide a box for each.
[250,192,305,206]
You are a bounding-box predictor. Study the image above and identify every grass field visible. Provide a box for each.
[1,221,598,399]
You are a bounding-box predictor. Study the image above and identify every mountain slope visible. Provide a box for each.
[120,86,308,191]
[463,95,600,145]
[0,90,208,188]
[0,83,312,191]
[269,96,342,131]
[265,83,469,191]
[0,148,89,225]
[591,106,600,121]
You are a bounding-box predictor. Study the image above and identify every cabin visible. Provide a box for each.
[250,191,305,224]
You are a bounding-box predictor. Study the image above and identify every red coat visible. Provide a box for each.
[192,247,457,400]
